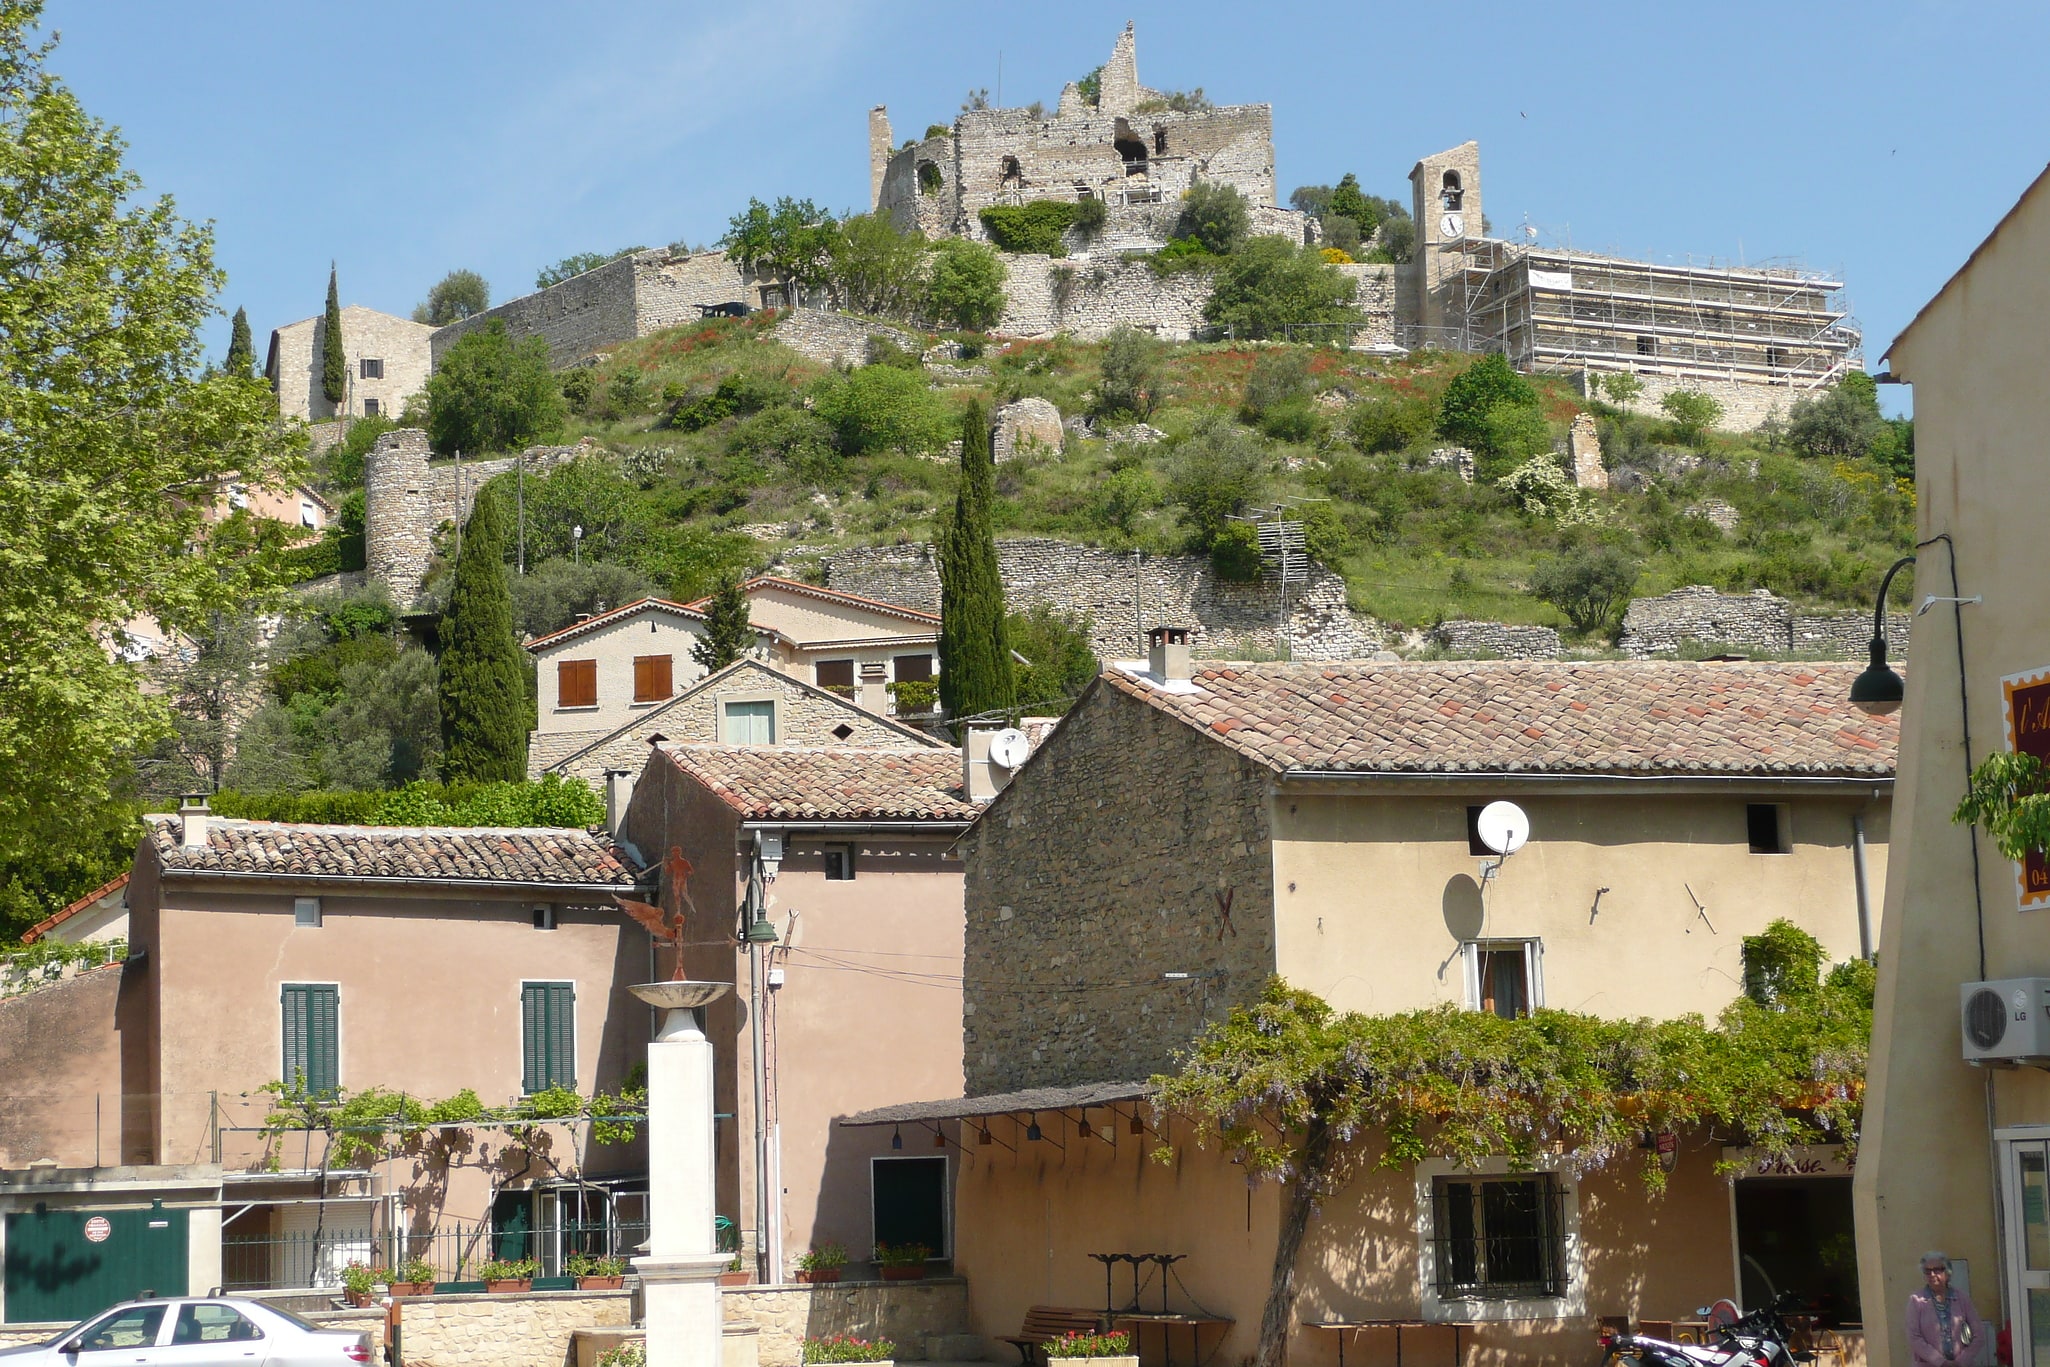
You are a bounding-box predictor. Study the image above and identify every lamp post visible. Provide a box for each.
[573,524,584,567]
[1850,554,1916,716]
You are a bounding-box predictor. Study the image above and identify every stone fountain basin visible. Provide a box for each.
[629,981,734,1010]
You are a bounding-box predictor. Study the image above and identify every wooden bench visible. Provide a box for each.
[999,1306,1109,1366]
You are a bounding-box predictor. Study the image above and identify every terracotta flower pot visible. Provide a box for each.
[579,1276,626,1291]
[484,1278,532,1294]
[388,1282,434,1298]
[796,1268,843,1284]
[343,1291,375,1308]
[718,1272,751,1287]
[878,1265,927,1281]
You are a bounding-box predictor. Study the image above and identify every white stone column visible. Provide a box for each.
[631,983,733,1367]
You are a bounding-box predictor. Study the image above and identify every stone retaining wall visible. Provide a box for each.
[430,250,753,369]
[772,309,924,368]
[721,1277,970,1366]
[1430,620,1564,659]
[825,538,1381,664]
[1570,368,1829,435]
[1620,585,1907,659]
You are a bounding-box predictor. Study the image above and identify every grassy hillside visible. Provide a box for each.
[319,312,1913,642]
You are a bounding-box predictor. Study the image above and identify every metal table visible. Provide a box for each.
[1113,1312,1233,1367]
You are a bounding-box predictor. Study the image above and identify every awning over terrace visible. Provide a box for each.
[839,1080,1152,1127]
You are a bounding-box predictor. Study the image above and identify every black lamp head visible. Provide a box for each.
[891,1125,902,1150]
[1850,636,1906,716]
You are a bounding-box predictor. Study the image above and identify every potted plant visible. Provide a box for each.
[718,1254,750,1287]
[388,1256,436,1298]
[1044,1330,1135,1367]
[596,1342,646,1367]
[802,1335,896,1367]
[339,1261,385,1308]
[873,1242,930,1281]
[568,1253,628,1291]
[478,1258,538,1293]
[794,1243,847,1284]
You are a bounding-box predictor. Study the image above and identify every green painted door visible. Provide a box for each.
[3,1206,188,1324]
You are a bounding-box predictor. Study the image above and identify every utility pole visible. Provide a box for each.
[517,448,526,575]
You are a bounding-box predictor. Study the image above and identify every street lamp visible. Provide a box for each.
[572,524,584,567]
[1850,555,1916,716]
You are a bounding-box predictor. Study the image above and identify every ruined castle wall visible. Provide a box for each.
[998,255,1215,339]
[1566,369,1834,435]
[879,137,957,237]
[431,256,642,368]
[1430,621,1564,659]
[629,251,753,334]
[771,309,924,367]
[825,538,1381,663]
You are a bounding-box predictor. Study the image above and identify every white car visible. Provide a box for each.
[0,1297,372,1367]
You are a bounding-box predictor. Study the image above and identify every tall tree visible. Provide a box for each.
[690,572,754,673]
[937,401,1015,718]
[224,306,254,379]
[424,320,565,455]
[412,268,490,326]
[0,2,302,875]
[321,263,346,407]
[436,485,528,782]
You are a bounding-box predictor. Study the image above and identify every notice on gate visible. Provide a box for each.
[2002,667,2050,910]
[82,1216,111,1243]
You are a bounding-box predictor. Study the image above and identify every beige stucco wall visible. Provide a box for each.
[0,968,129,1167]
[535,608,713,734]
[1272,787,1888,1020]
[268,305,434,423]
[1860,171,2050,1364]
[744,586,936,648]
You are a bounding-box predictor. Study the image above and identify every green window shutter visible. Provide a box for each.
[523,982,576,1092]
[281,984,340,1095]
[282,984,307,1089]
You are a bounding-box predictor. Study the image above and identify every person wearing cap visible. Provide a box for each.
[1906,1251,1982,1367]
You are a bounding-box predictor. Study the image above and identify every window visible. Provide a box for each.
[172,1304,262,1345]
[1635,334,1656,357]
[633,654,674,703]
[362,397,380,417]
[282,982,339,1095]
[1153,127,1167,155]
[293,896,322,928]
[823,845,855,881]
[872,1156,948,1258]
[522,981,576,1092]
[76,1304,167,1352]
[1765,345,1787,372]
[893,654,934,682]
[1464,939,1542,1019]
[1747,803,1789,854]
[723,699,775,745]
[816,659,856,695]
[1464,806,1491,856]
[557,658,598,708]
[360,358,384,380]
[533,904,557,931]
[1430,1173,1566,1298]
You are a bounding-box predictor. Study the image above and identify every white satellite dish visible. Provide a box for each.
[1475,800,1530,856]
[987,728,1031,769]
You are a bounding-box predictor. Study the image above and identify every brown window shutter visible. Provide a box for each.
[559,659,597,707]
[816,659,855,691]
[634,655,672,703]
[652,654,672,699]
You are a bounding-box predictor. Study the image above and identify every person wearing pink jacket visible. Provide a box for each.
[1906,1251,1983,1367]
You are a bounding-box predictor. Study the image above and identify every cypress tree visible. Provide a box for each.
[937,401,1015,718]
[321,264,346,407]
[690,572,755,673]
[436,485,529,782]
[225,306,254,379]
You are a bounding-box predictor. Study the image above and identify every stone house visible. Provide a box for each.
[528,657,942,787]
[617,742,979,1282]
[855,652,1897,1366]
[1856,163,2050,1362]
[265,304,434,424]
[525,580,943,746]
[0,804,652,1322]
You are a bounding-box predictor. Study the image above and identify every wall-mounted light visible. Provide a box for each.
[1026,1113,1042,1142]
[1851,555,1916,716]
[891,1125,903,1151]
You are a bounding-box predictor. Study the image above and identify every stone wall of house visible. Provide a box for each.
[269,306,435,424]
[722,1277,970,1366]
[363,429,592,604]
[1429,620,1564,659]
[771,309,924,368]
[1620,585,1908,659]
[430,251,753,370]
[962,681,1276,1092]
[825,538,1382,663]
[298,1291,625,1367]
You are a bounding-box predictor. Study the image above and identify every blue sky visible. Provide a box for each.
[46,1,2050,416]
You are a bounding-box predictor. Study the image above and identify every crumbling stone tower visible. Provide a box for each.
[1410,140,1483,344]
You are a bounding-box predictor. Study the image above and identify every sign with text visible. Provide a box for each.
[2003,667,2050,909]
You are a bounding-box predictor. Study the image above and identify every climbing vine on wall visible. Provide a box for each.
[257,1075,647,1172]
[979,202,1083,257]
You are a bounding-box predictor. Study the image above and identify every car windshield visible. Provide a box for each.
[248,1303,321,1333]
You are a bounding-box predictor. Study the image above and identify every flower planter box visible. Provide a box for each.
[794,1269,843,1284]
[878,1266,927,1281]
[388,1282,434,1298]
[578,1276,626,1291]
[718,1272,751,1287]
[483,1278,533,1294]
[343,1291,376,1308]
[1050,1356,1138,1367]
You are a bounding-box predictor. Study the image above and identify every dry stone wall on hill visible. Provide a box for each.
[825,538,1381,662]
[770,308,923,367]
[1620,585,1908,659]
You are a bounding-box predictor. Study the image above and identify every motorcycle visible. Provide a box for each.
[1603,1293,1814,1367]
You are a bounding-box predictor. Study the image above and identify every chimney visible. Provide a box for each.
[178,793,211,849]
[603,769,634,836]
[856,661,889,714]
[1148,626,1191,684]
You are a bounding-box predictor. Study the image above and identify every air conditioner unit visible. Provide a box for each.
[1961,979,2050,1065]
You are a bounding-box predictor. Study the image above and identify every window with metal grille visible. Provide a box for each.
[558,659,597,708]
[522,981,577,1093]
[1431,1174,1566,1298]
[633,654,673,703]
[281,983,339,1095]
[362,397,380,417]
[360,358,384,379]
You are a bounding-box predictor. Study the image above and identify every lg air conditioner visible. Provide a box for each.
[1961,979,2050,1065]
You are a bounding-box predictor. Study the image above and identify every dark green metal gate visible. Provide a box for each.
[3,1204,188,1324]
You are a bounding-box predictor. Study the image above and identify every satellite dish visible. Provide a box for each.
[988,728,1031,770]
[1475,800,1530,856]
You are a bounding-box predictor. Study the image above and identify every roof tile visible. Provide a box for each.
[148,819,638,886]
[659,745,979,822]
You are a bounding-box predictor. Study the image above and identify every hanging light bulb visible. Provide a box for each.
[1078,1109,1092,1138]
[1026,1113,1042,1142]
[933,1127,947,1149]
[891,1125,903,1151]
[978,1127,993,1147]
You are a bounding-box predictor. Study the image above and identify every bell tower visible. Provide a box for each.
[1409,141,1482,342]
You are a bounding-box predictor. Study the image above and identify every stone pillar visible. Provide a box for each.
[1099,22,1140,116]
[362,427,434,605]
[868,107,893,211]
[632,985,732,1367]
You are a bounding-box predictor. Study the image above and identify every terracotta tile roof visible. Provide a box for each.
[523,597,710,652]
[147,817,639,886]
[1100,660,1898,778]
[20,872,129,944]
[659,744,979,822]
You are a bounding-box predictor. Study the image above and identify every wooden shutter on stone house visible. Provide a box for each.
[558,659,598,707]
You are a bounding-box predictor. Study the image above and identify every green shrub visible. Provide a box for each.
[1166,415,1268,549]
[425,321,565,455]
[1174,181,1251,255]
[1072,196,1107,238]
[804,1337,896,1365]
[1474,403,1554,483]
[559,366,597,414]
[1347,394,1433,453]
[1210,519,1264,581]
[924,237,1007,332]
[1437,354,1539,451]
[1203,237,1358,341]
[1150,236,1217,273]
[1093,326,1163,422]
[1660,389,1723,446]
[978,202,1080,256]
[324,414,397,487]
[1528,546,1637,635]
[813,367,954,456]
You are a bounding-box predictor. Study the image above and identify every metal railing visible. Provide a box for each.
[219,1219,658,1292]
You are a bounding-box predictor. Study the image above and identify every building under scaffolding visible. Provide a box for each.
[1455,240,1862,390]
